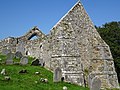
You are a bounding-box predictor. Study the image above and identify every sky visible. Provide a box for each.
[0,0,120,40]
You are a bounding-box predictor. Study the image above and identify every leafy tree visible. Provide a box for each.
[96,21,120,82]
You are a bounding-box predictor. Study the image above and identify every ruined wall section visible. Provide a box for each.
[16,27,45,58]
[25,39,43,59]
[17,27,45,41]
[43,2,95,86]
[42,35,52,68]
[0,37,18,53]
[43,1,119,88]
[0,27,45,60]
[0,1,119,89]
[90,44,119,88]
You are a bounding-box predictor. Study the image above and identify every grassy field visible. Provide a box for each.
[0,64,89,90]
[0,54,119,90]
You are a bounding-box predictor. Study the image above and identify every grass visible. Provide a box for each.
[0,54,7,63]
[0,64,89,90]
[0,54,119,90]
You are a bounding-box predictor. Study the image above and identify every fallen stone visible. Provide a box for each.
[20,56,28,65]
[44,78,48,83]
[40,78,48,83]
[1,68,6,75]
[63,86,67,90]
[35,81,38,84]
[40,78,44,82]
[35,72,40,75]
[4,76,10,81]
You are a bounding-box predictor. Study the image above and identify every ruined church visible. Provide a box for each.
[0,1,119,89]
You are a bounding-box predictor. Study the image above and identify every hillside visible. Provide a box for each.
[0,55,89,90]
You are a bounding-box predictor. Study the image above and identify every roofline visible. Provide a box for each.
[50,1,82,32]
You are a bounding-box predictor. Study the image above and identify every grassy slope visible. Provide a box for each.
[0,64,89,90]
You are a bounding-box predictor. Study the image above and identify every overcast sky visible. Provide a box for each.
[0,0,120,39]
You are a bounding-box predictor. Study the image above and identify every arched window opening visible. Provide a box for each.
[29,36,38,40]
[28,33,39,40]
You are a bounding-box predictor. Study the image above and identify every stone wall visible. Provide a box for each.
[43,1,119,89]
[0,27,45,59]
[0,1,119,89]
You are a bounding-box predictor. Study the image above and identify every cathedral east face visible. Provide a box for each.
[0,1,119,89]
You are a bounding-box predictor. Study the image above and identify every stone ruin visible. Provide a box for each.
[0,1,119,89]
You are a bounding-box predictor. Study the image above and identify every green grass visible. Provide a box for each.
[0,54,119,90]
[0,54,7,63]
[0,64,89,90]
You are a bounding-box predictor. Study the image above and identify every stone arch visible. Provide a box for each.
[28,33,39,40]
[27,27,45,40]
[18,26,45,41]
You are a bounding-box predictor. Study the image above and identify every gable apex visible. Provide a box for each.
[51,1,83,30]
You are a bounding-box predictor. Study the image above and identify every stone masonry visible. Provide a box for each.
[0,1,119,89]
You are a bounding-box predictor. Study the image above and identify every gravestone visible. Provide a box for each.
[88,73,96,87]
[2,49,11,55]
[53,67,62,82]
[16,41,25,55]
[6,53,14,65]
[15,51,23,59]
[20,56,28,65]
[90,77,101,90]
